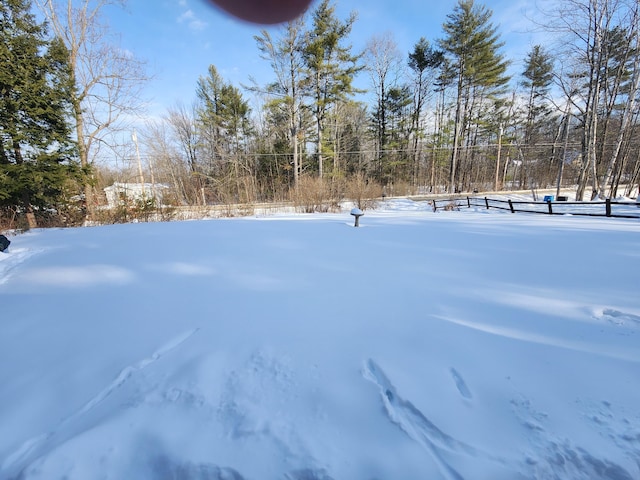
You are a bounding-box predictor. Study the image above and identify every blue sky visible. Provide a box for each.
[105,0,550,118]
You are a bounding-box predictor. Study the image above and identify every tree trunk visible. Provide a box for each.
[316,115,323,179]
[449,71,465,193]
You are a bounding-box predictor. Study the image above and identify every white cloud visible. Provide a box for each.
[177,8,208,31]
[177,8,194,22]
[119,48,135,60]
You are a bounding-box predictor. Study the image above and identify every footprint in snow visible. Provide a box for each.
[601,309,640,326]
[450,368,472,400]
[362,359,505,480]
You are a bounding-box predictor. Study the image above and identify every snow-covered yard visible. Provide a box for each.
[1,198,639,479]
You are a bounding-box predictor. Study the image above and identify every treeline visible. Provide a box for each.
[115,0,640,210]
[2,0,640,228]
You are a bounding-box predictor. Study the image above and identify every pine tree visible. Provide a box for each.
[439,0,510,192]
[196,65,251,159]
[196,65,225,169]
[255,17,308,188]
[195,65,252,201]
[302,0,362,179]
[0,0,80,227]
[384,85,413,181]
[521,45,554,146]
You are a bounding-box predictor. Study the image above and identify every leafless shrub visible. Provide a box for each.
[290,176,344,213]
[345,173,382,210]
[92,197,177,224]
[382,180,417,198]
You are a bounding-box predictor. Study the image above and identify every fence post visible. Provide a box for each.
[547,200,553,215]
[432,200,437,212]
[485,197,490,209]
[467,196,471,208]
[606,198,611,217]
[508,199,515,213]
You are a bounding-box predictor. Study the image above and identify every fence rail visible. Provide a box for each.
[431,196,640,219]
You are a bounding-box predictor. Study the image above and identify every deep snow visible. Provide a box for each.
[1,198,639,480]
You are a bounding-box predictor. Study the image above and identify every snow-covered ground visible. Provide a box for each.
[1,198,639,480]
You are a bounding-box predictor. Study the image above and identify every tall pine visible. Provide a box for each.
[439,0,510,192]
[0,0,80,227]
[302,0,361,179]
[196,65,252,201]
[255,17,308,189]
[521,45,554,146]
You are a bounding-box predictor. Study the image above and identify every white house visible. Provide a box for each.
[103,182,169,208]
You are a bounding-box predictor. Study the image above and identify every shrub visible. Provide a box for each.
[290,176,344,213]
[345,173,382,211]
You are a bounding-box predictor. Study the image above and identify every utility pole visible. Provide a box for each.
[132,130,145,198]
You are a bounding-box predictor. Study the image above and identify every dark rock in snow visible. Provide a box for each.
[0,234,10,252]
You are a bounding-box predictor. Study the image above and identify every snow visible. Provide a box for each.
[1,198,640,480]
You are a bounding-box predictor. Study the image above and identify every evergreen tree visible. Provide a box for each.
[0,0,80,227]
[384,85,413,181]
[439,0,510,192]
[521,45,554,145]
[255,17,308,188]
[302,0,362,178]
[196,65,251,159]
[196,64,225,169]
[195,65,252,201]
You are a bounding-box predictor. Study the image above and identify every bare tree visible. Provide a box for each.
[165,102,204,205]
[546,0,640,199]
[37,0,149,213]
[142,120,190,205]
[166,102,199,174]
[601,3,640,197]
[576,0,612,200]
[365,32,403,182]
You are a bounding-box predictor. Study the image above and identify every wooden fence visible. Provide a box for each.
[431,196,640,219]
